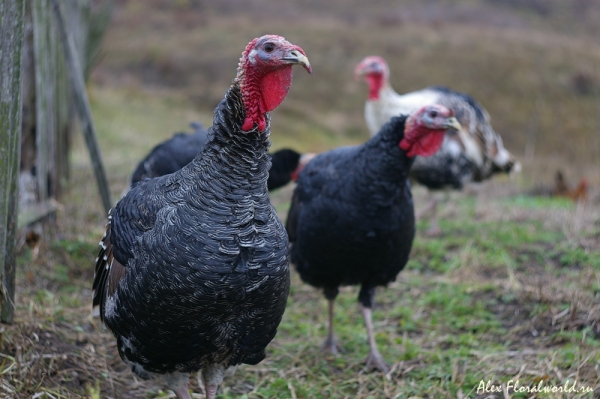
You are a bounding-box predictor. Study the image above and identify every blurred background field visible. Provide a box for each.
[89,0,600,195]
[3,0,600,398]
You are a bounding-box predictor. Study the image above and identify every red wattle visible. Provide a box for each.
[291,170,299,182]
[400,129,445,158]
[260,67,293,112]
[258,118,266,131]
[241,115,267,132]
[365,74,383,100]
[242,117,255,131]
[241,66,293,132]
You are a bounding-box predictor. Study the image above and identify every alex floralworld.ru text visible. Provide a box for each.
[477,379,593,394]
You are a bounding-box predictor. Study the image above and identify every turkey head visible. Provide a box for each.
[237,35,312,132]
[400,104,461,157]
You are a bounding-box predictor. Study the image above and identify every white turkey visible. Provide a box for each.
[92,35,311,399]
[355,56,520,233]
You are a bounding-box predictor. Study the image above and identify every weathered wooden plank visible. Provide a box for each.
[0,0,25,323]
[55,35,71,195]
[50,0,112,214]
[32,0,52,202]
[67,0,90,73]
[50,0,71,199]
[18,199,60,229]
[26,0,86,206]
[56,0,91,188]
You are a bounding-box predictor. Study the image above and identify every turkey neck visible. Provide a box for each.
[366,78,394,102]
[189,83,271,197]
[354,117,414,203]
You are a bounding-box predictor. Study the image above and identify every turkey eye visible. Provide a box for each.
[430,111,438,118]
[264,43,275,53]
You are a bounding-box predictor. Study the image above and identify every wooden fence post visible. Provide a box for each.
[0,0,26,323]
[50,0,112,214]
[20,0,113,228]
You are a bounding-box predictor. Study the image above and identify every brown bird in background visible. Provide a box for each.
[553,171,588,202]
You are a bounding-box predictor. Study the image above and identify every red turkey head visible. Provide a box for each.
[354,56,389,100]
[400,105,461,158]
[236,35,312,132]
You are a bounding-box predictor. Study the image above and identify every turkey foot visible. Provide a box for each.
[322,298,343,355]
[172,386,193,399]
[321,335,343,355]
[204,384,218,399]
[365,348,390,374]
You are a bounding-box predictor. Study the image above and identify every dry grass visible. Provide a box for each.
[3,179,600,398]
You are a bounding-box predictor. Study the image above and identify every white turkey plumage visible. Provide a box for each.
[355,56,520,233]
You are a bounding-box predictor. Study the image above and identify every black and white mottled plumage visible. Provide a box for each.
[355,57,520,188]
[355,56,520,232]
[94,85,289,396]
[129,122,306,192]
[286,105,460,373]
[407,86,517,188]
[92,35,311,399]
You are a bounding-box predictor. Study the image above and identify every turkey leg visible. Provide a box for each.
[322,298,342,354]
[172,385,193,399]
[360,304,390,374]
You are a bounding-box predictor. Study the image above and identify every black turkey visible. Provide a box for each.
[286,105,460,373]
[92,35,311,399]
[129,122,208,185]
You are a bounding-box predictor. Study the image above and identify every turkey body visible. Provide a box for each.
[129,122,304,191]
[129,122,209,185]
[286,105,459,373]
[93,34,311,399]
[287,125,416,299]
[96,85,290,377]
[286,116,415,373]
[355,56,520,234]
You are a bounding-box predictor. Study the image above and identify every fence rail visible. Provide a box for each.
[1,0,112,323]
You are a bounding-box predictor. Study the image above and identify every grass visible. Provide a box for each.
[4,144,599,397]
[4,0,600,398]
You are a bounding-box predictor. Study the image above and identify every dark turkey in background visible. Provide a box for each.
[129,122,313,192]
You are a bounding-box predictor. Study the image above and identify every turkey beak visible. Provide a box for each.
[354,61,381,80]
[353,62,368,81]
[282,50,312,74]
[444,117,461,133]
